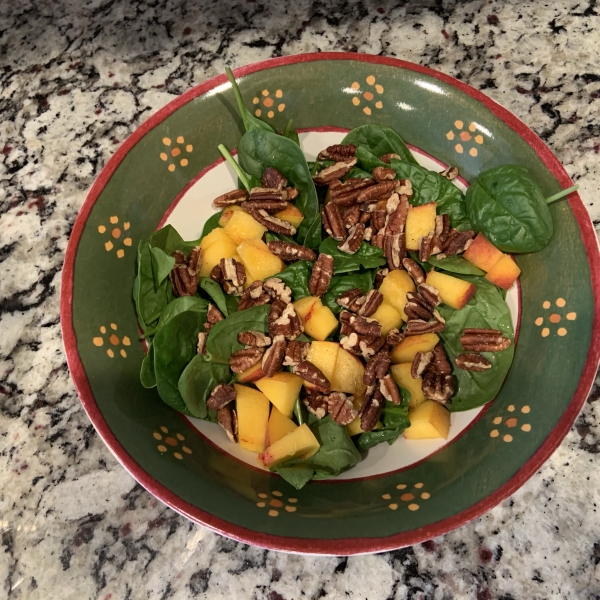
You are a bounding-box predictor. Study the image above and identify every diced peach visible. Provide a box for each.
[267,406,298,446]
[224,210,267,245]
[306,341,340,382]
[259,423,320,467]
[237,362,265,383]
[389,362,425,409]
[234,384,270,453]
[330,346,366,396]
[274,203,304,228]
[218,205,245,227]
[391,333,439,364]
[199,227,235,251]
[293,296,338,341]
[371,301,403,335]
[405,203,437,250]
[237,238,285,284]
[199,244,239,278]
[255,372,304,417]
[293,296,320,321]
[463,232,505,272]
[403,400,451,440]
[485,254,521,290]
[426,270,477,310]
[379,270,416,321]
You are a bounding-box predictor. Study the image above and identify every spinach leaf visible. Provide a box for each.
[206,304,270,362]
[149,225,192,255]
[140,342,156,388]
[199,211,223,241]
[143,296,208,338]
[465,165,553,253]
[272,416,362,489]
[178,354,230,419]
[390,160,471,230]
[238,129,321,249]
[342,124,417,165]
[427,255,485,276]
[265,231,297,245]
[321,270,374,314]
[134,242,171,331]
[282,119,300,146]
[355,145,387,173]
[356,393,410,451]
[218,144,258,192]
[150,246,175,287]
[437,276,514,412]
[344,167,374,180]
[199,277,237,316]
[153,308,208,415]
[270,261,313,300]
[319,237,386,273]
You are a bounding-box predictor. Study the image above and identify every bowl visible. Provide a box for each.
[61,53,600,554]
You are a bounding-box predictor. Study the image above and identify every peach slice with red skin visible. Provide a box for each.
[426,270,477,310]
[259,423,320,467]
[463,232,505,272]
[485,254,521,290]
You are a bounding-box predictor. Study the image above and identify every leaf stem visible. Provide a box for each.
[225,67,248,124]
[294,397,304,425]
[217,144,252,191]
[546,184,578,204]
[283,119,294,137]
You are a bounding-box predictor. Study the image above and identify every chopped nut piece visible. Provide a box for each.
[261,167,288,189]
[303,394,328,419]
[309,254,334,297]
[435,214,451,245]
[380,153,401,163]
[386,328,404,347]
[455,353,492,371]
[213,189,248,208]
[267,240,316,262]
[363,349,391,386]
[338,223,365,254]
[220,257,246,295]
[217,406,238,442]
[205,303,225,332]
[374,268,389,289]
[327,392,358,425]
[237,281,271,311]
[386,193,409,234]
[268,300,303,340]
[418,232,435,262]
[411,351,433,378]
[229,347,265,373]
[210,264,222,283]
[402,258,425,285]
[429,342,452,375]
[372,166,396,181]
[197,332,207,355]
[238,330,272,347]
[422,373,454,405]
[336,288,365,312]
[380,374,402,405]
[264,278,293,304]
[170,246,202,297]
[343,204,361,229]
[207,383,237,411]
[317,144,357,162]
[283,340,310,367]
[440,166,459,181]
[262,335,287,377]
[313,159,358,185]
[359,386,384,431]
[294,360,330,391]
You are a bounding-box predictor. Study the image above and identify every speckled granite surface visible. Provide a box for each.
[1,1,600,598]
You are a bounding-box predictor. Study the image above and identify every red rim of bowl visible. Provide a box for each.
[60,52,600,555]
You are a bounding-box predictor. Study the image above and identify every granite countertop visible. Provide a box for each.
[1,0,600,598]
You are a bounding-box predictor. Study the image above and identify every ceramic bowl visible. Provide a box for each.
[62,53,600,554]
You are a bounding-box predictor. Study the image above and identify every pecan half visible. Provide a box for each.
[338,223,365,254]
[435,214,451,244]
[329,178,375,206]
[380,374,402,405]
[283,340,310,367]
[370,209,386,232]
[267,240,316,262]
[386,328,404,347]
[357,290,384,317]
[238,330,272,347]
[294,360,330,391]
[313,158,357,185]
[229,346,265,373]
[372,166,396,181]
[442,229,475,256]
[440,166,459,181]
[217,406,238,443]
[207,383,236,411]
[343,204,361,229]
[262,335,287,377]
[418,232,435,262]
[264,278,293,304]
[460,327,511,352]
[340,332,384,360]
[309,254,334,297]
[303,394,328,419]
[336,288,364,312]
[340,311,382,339]
[220,257,246,295]
[261,167,287,189]
[170,256,200,297]
[210,264,222,283]
[418,283,441,307]
[380,153,401,163]
[363,349,391,386]
[285,187,299,201]
[204,303,225,332]
[383,232,406,270]
[386,194,409,234]
[242,198,288,213]
[405,318,446,336]
[197,332,207,355]
[249,208,296,236]
[213,189,248,208]
[402,258,425,285]
[327,392,358,425]
[249,187,287,202]
[404,295,433,321]
[317,144,357,162]
[237,281,272,311]
[359,386,384,431]
[374,268,389,289]
[411,351,433,378]
[268,301,303,340]
[357,181,397,203]
[429,342,452,375]
[422,373,454,405]
[322,202,347,241]
[455,353,492,371]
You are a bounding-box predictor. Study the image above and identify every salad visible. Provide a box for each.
[133,69,575,489]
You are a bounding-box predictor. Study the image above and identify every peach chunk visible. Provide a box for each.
[199,244,240,278]
[218,205,245,227]
[379,270,416,321]
[389,362,425,409]
[485,254,521,290]
[405,202,437,250]
[259,423,320,467]
[330,346,366,396]
[371,301,403,335]
[403,400,451,440]
[267,406,298,446]
[426,270,477,310]
[391,333,439,364]
[275,203,304,228]
[255,372,304,417]
[237,238,285,284]
[306,341,340,382]
[199,227,236,251]
[293,297,339,341]
[224,210,267,245]
[463,232,505,272]
[234,384,270,453]
[237,362,265,383]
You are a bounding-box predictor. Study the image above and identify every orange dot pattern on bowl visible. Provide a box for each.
[490,405,532,440]
[383,482,430,510]
[98,216,132,258]
[447,121,483,156]
[253,89,285,119]
[535,298,576,337]
[92,323,131,358]
[153,426,192,460]
[255,491,298,516]
[349,75,384,115]
[161,136,193,171]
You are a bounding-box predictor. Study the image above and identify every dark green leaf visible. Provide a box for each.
[356,396,410,451]
[134,242,171,331]
[319,237,386,274]
[265,231,297,245]
[150,246,175,288]
[321,270,374,314]
[465,165,553,253]
[140,342,156,388]
[390,160,471,230]
[149,224,193,255]
[282,119,300,146]
[198,211,223,241]
[355,145,387,173]
[344,166,374,180]
[143,296,209,338]
[199,277,237,316]
[294,397,306,425]
[270,261,313,300]
[342,124,417,165]
[427,255,485,276]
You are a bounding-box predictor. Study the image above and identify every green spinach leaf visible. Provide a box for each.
[143,296,208,339]
[355,145,387,173]
[199,211,223,241]
[342,124,417,165]
[270,261,313,300]
[150,246,175,287]
[321,270,374,314]
[282,119,300,146]
[140,342,156,388]
[356,392,411,450]
[319,237,386,273]
[149,224,193,255]
[134,242,171,331]
[199,277,237,316]
[427,255,485,276]
[465,165,553,253]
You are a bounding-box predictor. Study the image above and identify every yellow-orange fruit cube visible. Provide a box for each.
[218,205,245,227]
[293,297,339,341]
[390,362,426,409]
[224,210,267,245]
[403,400,451,440]
[274,203,304,228]
[405,203,437,250]
[255,372,304,417]
[237,362,265,383]
[463,232,505,272]
[267,406,297,446]
[259,423,320,467]
[306,341,340,382]
[485,254,521,290]
[237,238,285,284]
[234,384,270,453]
[426,270,477,310]
[379,270,416,321]
[330,347,366,396]
[370,301,403,335]
[199,227,235,251]
[391,333,439,364]
[199,244,239,278]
